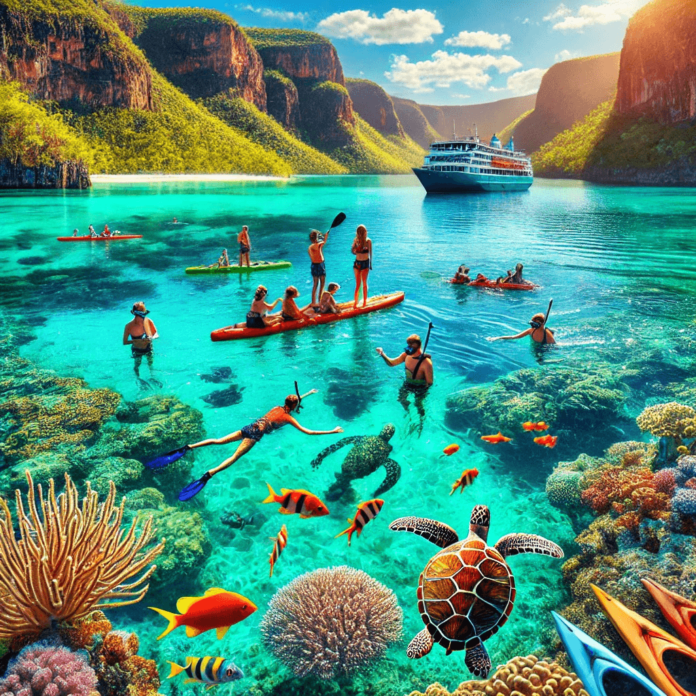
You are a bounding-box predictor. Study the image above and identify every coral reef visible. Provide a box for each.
[0,640,98,696]
[0,473,163,640]
[407,655,588,696]
[260,566,402,679]
[637,402,696,464]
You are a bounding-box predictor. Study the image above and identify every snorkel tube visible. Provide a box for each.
[412,321,434,381]
[545,299,553,325]
[294,381,303,413]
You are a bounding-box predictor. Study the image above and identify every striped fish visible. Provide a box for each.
[335,499,384,546]
[167,656,243,690]
[269,524,288,577]
[263,483,329,518]
[450,468,479,495]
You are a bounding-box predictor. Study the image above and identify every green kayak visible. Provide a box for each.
[185,261,292,275]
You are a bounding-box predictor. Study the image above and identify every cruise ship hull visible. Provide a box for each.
[413,167,533,193]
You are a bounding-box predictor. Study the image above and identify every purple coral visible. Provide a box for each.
[653,468,677,496]
[0,641,97,696]
[672,488,696,516]
[674,456,696,486]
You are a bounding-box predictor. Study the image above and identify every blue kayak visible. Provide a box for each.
[552,612,667,696]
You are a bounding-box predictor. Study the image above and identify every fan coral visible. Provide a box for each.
[637,402,696,440]
[0,472,164,640]
[407,655,588,696]
[261,566,402,680]
[0,640,98,695]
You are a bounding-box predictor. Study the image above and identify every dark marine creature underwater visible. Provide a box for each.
[311,423,401,502]
[200,366,234,383]
[390,504,563,678]
[202,384,244,408]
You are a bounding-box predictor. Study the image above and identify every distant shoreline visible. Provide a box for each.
[91,173,287,183]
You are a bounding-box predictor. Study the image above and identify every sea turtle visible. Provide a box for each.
[311,424,400,501]
[390,505,564,677]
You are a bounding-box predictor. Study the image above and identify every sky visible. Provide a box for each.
[133,0,653,105]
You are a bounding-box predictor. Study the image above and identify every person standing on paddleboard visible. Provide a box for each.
[352,225,372,309]
[122,302,162,389]
[238,226,251,267]
[308,229,330,306]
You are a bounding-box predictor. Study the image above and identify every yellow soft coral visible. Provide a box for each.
[636,402,696,440]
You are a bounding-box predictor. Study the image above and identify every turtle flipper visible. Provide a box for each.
[373,459,401,496]
[494,533,564,559]
[389,517,458,548]
[406,629,434,659]
[310,437,360,469]
[465,642,491,677]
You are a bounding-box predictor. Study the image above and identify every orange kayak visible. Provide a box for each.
[211,292,405,342]
[592,584,696,696]
[57,235,142,242]
[643,579,696,651]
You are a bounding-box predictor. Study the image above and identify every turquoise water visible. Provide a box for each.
[3,175,696,694]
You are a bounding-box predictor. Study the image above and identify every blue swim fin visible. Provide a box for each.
[178,472,212,501]
[145,445,191,470]
[552,612,666,696]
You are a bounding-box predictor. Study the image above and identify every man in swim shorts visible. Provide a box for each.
[308,229,330,306]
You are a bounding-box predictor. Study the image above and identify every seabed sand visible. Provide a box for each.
[91,173,286,183]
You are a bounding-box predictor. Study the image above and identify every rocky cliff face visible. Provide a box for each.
[254,43,344,85]
[616,0,696,123]
[124,9,265,108]
[297,81,354,146]
[346,79,404,137]
[513,53,619,153]
[264,70,300,131]
[0,6,152,109]
[0,158,90,189]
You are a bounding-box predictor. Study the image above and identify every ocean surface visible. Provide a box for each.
[3,175,696,694]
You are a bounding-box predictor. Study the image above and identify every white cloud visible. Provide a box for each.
[506,67,547,95]
[555,48,582,61]
[544,0,649,31]
[522,17,531,24]
[317,8,443,45]
[237,5,308,21]
[444,30,511,50]
[385,51,522,93]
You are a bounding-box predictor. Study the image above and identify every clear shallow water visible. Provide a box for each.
[2,176,696,694]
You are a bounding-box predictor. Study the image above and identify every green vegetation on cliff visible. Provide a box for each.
[498,109,533,148]
[245,27,332,49]
[116,4,237,34]
[202,92,345,174]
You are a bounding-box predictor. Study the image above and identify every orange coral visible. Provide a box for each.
[581,467,654,515]
[59,612,113,651]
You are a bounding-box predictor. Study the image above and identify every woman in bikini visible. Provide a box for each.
[122,301,162,388]
[279,286,312,322]
[235,285,283,329]
[489,312,556,344]
[179,391,343,500]
[351,225,372,309]
[238,225,251,267]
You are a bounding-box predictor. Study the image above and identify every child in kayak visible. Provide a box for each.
[316,282,341,315]
[178,390,343,501]
[489,312,556,344]
[210,249,230,268]
[101,224,111,237]
[280,286,312,322]
[238,226,251,267]
[72,228,80,237]
[88,225,97,238]
[452,266,471,283]
[308,229,330,306]
[235,285,283,329]
[505,263,531,285]
[122,302,162,389]
[496,270,514,285]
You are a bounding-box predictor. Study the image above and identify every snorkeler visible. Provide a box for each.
[122,302,162,389]
[238,226,251,267]
[352,225,372,309]
[235,285,283,329]
[308,229,330,306]
[177,390,343,501]
[489,312,556,345]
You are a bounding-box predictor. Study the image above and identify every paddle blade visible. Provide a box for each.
[178,475,210,502]
[145,446,189,470]
[330,212,346,229]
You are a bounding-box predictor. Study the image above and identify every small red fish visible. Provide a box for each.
[450,468,479,495]
[443,443,460,456]
[263,483,329,518]
[522,421,549,432]
[336,499,384,546]
[534,434,558,448]
[481,432,512,444]
[269,524,288,577]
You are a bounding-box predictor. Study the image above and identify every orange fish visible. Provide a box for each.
[450,468,479,495]
[269,524,288,577]
[443,443,460,456]
[335,499,384,546]
[150,588,257,640]
[534,434,558,448]
[522,421,549,432]
[481,432,512,444]
[263,483,329,518]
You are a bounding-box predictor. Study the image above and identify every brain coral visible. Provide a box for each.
[261,566,402,679]
[407,655,588,696]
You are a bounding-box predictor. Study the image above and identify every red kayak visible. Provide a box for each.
[467,278,536,290]
[211,292,404,342]
[57,235,143,242]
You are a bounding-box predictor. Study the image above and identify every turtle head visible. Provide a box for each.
[469,505,490,542]
[380,424,396,441]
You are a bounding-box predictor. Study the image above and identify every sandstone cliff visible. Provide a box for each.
[0,4,152,109]
[264,69,300,132]
[119,7,265,109]
[616,0,696,123]
[512,53,619,153]
[346,78,404,137]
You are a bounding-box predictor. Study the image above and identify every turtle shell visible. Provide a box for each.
[416,538,515,654]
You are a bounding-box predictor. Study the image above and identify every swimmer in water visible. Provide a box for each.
[179,391,343,500]
[489,312,556,345]
[238,226,251,267]
[122,301,162,389]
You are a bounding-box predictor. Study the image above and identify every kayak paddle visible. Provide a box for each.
[178,472,212,501]
[145,445,191,470]
[328,212,346,232]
